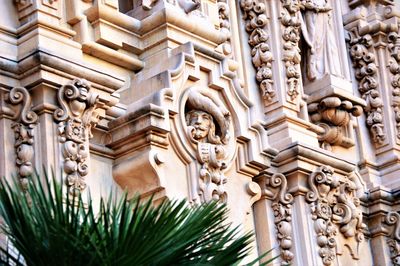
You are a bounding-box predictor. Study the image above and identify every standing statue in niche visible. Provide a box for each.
[185,88,231,203]
[300,0,341,81]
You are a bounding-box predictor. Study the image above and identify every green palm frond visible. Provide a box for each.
[0,173,278,266]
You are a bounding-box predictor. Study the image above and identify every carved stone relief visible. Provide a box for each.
[178,0,201,13]
[306,166,366,265]
[308,96,363,149]
[265,173,294,264]
[240,0,275,102]
[218,1,232,57]
[54,79,100,196]
[281,0,301,101]
[385,212,400,266]
[185,88,231,202]
[8,87,38,190]
[388,31,400,141]
[349,32,386,145]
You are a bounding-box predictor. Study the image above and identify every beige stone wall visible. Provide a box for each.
[2,0,400,265]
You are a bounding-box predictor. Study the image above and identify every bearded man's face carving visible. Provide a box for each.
[187,110,213,142]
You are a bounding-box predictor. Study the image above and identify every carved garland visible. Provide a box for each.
[349,32,386,145]
[8,87,38,190]
[386,212,400,266]
[280,0,301,101]
[388,31,400,141]
[266,173,294,264]
[240,0,275,102]
[54,79,100,196]
[306,166,366,265]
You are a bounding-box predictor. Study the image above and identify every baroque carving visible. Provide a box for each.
[218,1,231,57]
[266,173,294,264]
[385,212,400,265]
[281,0,301,101]
[349,32,385,145]
[308,97,363,149]
[185,88,231,203]
[306,166,366,265]
[388,31,400,141]
[8,87,38,190]
[240,0,275,102]
[54,79,100,196]
[178,0,200,13]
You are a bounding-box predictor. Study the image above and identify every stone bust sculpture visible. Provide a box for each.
[186,110,221,144]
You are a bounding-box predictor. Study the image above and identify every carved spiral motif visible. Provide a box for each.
[9,87,38,125]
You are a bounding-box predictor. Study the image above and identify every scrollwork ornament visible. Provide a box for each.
[54,79,99,196]
[349,32,386,145]
[266,173,294,264]
[386,212,400,265]
[8,87,38,190]
[240,0,275,102]
[387,31,400,141]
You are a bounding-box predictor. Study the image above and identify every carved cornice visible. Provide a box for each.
[349,32,386,145]
[280,0,301,102]
[240,0,275,102]
[54,79,100,196]
[306,166,366,265]
[266,173,294,264]
[8,87,38,190]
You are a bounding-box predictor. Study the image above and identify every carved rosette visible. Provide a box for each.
[308,97,363,149]
[388,32,400,141]
[185,88,231,203]
[280,0,301,101]
[349,33,386,145]
[240,0,275,102]
[54,79,99,196]
[266,173,294,264]
[306,166,366,265]
[386,212,400,265]
[8,87,38,190]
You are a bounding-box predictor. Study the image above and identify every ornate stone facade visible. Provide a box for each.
[2,0,400,265]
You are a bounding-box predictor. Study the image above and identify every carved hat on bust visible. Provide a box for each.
[185,88,231,145]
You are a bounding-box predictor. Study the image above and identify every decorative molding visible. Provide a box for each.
[8,87,38,190]
[280,0,301,101]
[240,0,275,102]
[388,31,400,141]
[54,79,100,196]
[266,173,294,264]
[308,96,363,149]
[386,212,400,265]
[306,166,366,265]
[349,32,386,145]
[185,88,231,202]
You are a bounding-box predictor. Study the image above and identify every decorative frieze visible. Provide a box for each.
[185,88,231,202]
[388,31,400,141]
[280,0,301,101]
[349,32,385,145]
[386,212,400,265]
[306,166,366,265]
[54,79,100,196]
[266,173,294,264]
[8,87,38,190]
[240,0,275,102]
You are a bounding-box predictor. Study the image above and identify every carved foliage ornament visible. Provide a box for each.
[281,0,301,101]
[8,87,38,190]
[185,88,231,203]
[266,173,294,264]
[349,32,385,145]
[218,1,232,57]
[54,79,99,196]
[306,166,366,265]
[240,0,275,102]
[388,31,400,141]
[386,212,400,265]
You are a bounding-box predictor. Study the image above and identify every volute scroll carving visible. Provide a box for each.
[349,32,386,145]
[265,173,294,264]
[8,87,38,190]
[54,79,100,197]
[388,31,400,141]
[385,212,400,265]
[307,166,366,265]
[184,88,231,203]
[240,0,275,102]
